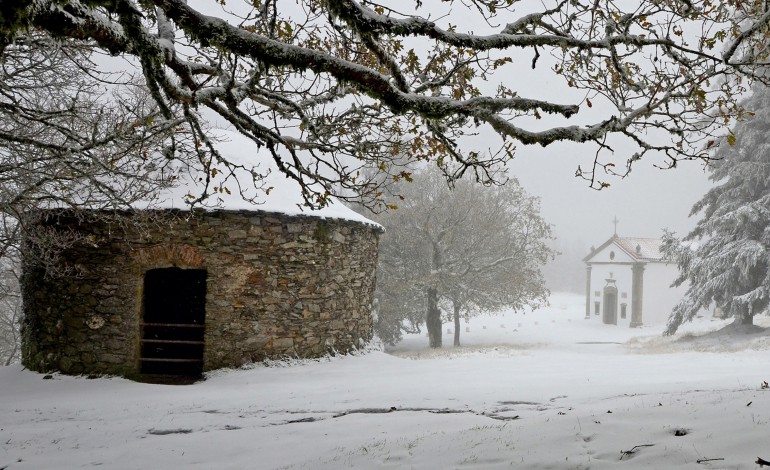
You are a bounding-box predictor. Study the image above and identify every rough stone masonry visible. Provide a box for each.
[20,209,381,379]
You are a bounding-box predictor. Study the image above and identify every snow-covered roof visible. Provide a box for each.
[143,129,379,228]
[613,237,665,261]
[584,235,666,263]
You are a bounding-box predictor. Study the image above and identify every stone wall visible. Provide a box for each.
[21,209,381,378]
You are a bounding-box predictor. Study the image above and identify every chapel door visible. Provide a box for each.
[140,267,207,377]
[602,283,618,325]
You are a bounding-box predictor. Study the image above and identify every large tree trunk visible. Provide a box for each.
[426,287,442,348]
[741,307,754,325]
[453,301,461,347]
[735,304,754,326]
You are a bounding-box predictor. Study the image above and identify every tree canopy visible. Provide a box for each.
[4,0,770,216]
[373,168,552,347]
[662,82,770,335]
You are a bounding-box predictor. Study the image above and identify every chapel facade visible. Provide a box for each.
[583,234,683,327]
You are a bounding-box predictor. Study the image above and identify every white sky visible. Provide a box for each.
[508,141,714,247]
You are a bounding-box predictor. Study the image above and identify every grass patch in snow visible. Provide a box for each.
[626,316,770,354]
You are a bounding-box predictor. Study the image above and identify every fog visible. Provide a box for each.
[508,142,714,247]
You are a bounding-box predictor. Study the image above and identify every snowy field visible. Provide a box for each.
[2,292,770,469]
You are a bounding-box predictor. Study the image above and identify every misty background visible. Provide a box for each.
[506,142,713,293]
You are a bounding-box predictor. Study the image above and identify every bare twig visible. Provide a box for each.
[696,457,724,464]
[620,444,654,460]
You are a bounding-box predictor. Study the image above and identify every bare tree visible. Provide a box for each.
[0,36,205,354]
[0,35,201,259]
[372,208,429,345]
[374,168,553,347]
[2,0,770,213]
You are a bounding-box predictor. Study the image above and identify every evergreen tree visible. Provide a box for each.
[662,84,770,335]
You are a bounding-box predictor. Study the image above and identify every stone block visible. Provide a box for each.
[228,230,248,239]
[272,337,294,349]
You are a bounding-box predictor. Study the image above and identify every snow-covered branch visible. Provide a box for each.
[3,0,770,209]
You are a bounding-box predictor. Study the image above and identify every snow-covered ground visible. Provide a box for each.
[2,292,770,469]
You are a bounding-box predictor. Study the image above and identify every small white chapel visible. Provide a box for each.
[583,220,686,327]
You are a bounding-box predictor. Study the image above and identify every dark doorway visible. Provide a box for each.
[140,268,207,378]
[602,282,618,325]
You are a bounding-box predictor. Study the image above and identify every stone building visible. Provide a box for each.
[21,209,381,380]
[20,129,382,381]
